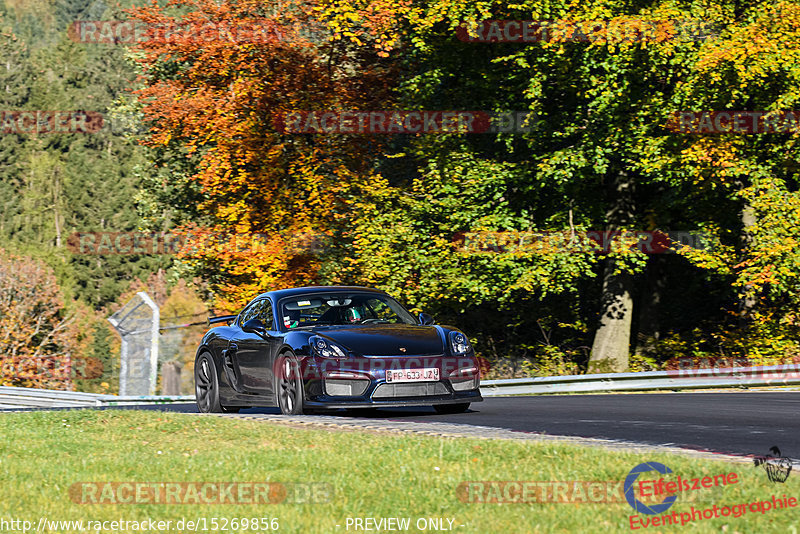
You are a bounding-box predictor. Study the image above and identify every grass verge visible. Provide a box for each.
[0,410,797,533]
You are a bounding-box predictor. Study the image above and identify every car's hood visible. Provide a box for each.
[315,324,444,356]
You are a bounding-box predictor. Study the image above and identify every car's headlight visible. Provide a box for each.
[310,336,348,359]
[449,331,472,355]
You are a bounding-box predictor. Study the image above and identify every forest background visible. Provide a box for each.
[2,0,799,393]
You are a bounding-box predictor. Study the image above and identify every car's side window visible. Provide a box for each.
[239,299,274,330]
[239,300,261,326]
[366,298,401,323]
[258,299,274,330]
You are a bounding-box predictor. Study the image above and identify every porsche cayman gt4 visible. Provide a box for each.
[194,286,482,415]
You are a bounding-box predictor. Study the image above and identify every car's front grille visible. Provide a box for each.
[325,379,370,397]
[372,382,449,399]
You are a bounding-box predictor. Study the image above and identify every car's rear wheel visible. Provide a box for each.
[276,352,306,415]
[434,402,470,414]
[195,352,223,413]
[195,352,240,414]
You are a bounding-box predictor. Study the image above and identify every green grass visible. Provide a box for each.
[0,410,797,533]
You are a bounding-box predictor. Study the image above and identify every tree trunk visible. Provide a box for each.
[588,168,636,373]
[634,256,664,358]
[589,261,635,372]
[739,201,757,321]
[52,166,62,248]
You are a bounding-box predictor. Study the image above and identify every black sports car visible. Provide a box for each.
[194,286,482,414]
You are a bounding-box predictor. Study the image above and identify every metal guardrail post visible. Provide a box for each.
[137,292,160,396]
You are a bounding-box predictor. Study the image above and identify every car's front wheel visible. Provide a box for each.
[276,352,306,415]
[434,402,470,414]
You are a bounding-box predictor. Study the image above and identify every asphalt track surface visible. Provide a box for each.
[120,392,800,458]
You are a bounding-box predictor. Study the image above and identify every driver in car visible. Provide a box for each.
[344,307,362,324]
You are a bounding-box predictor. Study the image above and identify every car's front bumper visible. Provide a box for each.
[304,390,483,409]
[301,354,483,408]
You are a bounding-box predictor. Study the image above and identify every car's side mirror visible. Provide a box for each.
[242,318,268,336]
[418,313,435,326]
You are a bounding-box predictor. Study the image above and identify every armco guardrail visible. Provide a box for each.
[479,364,800,396]
[0,387,107,409]
[2,364,799,407]
[100,394,195,407]
[0,386,193,409]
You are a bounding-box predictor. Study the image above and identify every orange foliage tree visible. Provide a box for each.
[129,0,396,310]
[0,248,87,390]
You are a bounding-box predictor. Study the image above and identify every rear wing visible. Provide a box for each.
[208,314,236,326]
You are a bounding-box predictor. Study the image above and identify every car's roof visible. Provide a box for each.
[259,285,387,302]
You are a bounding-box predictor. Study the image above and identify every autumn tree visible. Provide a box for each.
[318,0,800,371]
[129,0,800,375]
[129,0,397,310]
[667,2,800,361]
[0,248,85,390]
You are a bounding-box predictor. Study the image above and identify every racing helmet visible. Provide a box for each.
[344,307,361,323]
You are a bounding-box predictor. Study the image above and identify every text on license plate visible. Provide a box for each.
[386,368,440,383]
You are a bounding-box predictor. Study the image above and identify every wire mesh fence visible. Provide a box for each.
[108,291,210,395]
[108,292,159,395]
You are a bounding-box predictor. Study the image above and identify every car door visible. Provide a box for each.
[230,298,276,397]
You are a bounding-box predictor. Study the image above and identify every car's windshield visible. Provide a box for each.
[279,293,416,329]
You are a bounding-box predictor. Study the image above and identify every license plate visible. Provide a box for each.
[386,368,440,383]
